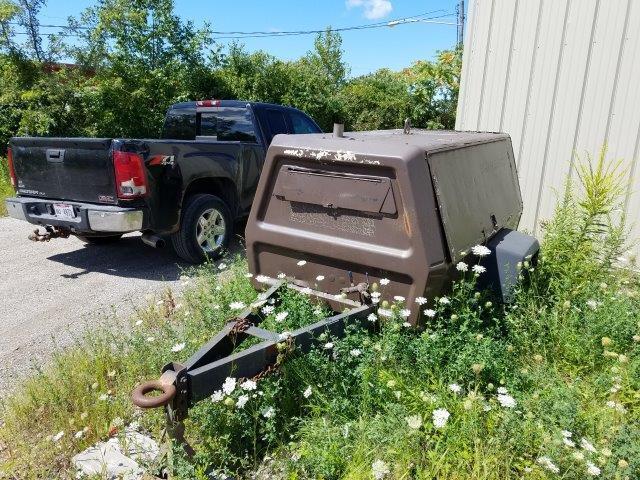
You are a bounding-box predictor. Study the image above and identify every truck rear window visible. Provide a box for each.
[162,109,196,140]
[198,107,257,142]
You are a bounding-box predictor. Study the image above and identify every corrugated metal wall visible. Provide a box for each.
[456,0,640,257]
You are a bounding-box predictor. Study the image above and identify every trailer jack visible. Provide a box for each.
[132,279,374,440]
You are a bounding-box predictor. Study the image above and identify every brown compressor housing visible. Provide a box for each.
[246,129,539,325]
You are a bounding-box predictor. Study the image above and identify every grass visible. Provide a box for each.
[1,149,639,479]
[0,157,13,216]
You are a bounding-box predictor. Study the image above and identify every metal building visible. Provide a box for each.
[456,0,640,258]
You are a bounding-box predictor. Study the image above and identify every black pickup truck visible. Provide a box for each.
[5,100,321,263]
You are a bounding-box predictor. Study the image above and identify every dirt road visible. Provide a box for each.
[0,217,189,394]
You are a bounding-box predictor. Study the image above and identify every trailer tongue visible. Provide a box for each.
[132,128,539,437]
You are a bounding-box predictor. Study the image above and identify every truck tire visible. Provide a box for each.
[77,234,123,244]
[171,194,233,263]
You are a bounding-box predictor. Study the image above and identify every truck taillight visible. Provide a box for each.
[113,150,147,199]
[6,147,16,188]
[196,99,221,107]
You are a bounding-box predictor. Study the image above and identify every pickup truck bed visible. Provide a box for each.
[5,100,321,262]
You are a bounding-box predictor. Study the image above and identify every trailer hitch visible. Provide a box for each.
[132,279,374,424]
[28,225,71,242]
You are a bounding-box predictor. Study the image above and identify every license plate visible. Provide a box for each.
[53,203,76,219]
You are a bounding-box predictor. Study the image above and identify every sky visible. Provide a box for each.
[38,0,464,76]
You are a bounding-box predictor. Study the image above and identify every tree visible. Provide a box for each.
[405,48,462,129]
[68,0,220,138]
[339,69,410,131]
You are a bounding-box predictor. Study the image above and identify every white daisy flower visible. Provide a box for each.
[370,291,381,298]
[241,380,257,391]
[277,272,286,279]
[537,456,560,474]
[472,265,486,274]
[262,305,275,315]
[324,342,334,350]
[74,430,84,439]
[303,386,312,398]
[262,407,275,419]
[350,348,362,357]
[432,408,450,428]
[316,275,325,281]
[424,309,436,318]
[449,383,462,394]
[393,295,405,302]
[218,263,227,270]
[586,299,598,310]
[402,322,411,327]
[400,309,411,318]
[171,342,186,353]
[497,387,508,394]
[439,297,450,305]
[278,331,292,341]
[297,260,307,266]
[255,275,269,283]
[580,438,597,453]
[301,287,312,295]
[245,272,253,278]
[229,301,246,310]
[222,377,236,395]
[236,394,249,408]
[275,311,289,322]
[372,459,390,479]
[586,462,601,476]
[497,394,517,408]
[367,313,378,322]
[415,296,427,305]
[456,261,468,272]
[472,245,491,257]
[405,415,422,430]
[211,390,224,402]
[380,278,390,286]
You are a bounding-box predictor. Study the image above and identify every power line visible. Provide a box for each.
[212,14,457,40]
[7,9,456,40]
[209,9,451,35]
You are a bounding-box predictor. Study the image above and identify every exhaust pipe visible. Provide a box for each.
[141,234,166,249]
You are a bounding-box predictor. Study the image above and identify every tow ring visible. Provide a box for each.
[132,378,176,408]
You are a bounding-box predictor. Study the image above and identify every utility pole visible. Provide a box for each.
[456,0,465,47]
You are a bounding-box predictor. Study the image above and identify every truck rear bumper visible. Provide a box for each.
[5,197,144,233]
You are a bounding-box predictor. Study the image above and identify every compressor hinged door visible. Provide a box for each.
[273,165,397,215]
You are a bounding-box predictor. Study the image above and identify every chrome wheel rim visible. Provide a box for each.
[196,208,226,253]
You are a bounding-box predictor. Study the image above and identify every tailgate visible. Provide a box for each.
[10,137,117,204]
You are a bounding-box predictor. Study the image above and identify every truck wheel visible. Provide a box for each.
[77,234,123,244]
[171,194,233,263]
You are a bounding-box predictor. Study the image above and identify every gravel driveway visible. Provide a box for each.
[0,217,190,395]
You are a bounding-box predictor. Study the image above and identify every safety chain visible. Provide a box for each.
[243,336,295,384]
[230,317,252,334]
[28,226,71,242]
